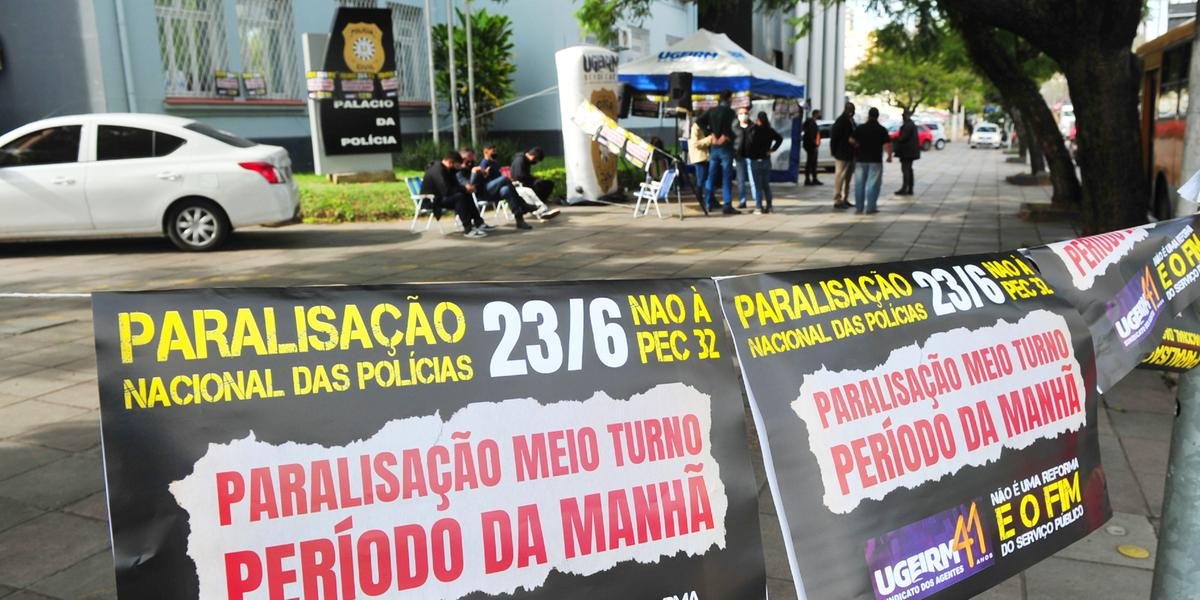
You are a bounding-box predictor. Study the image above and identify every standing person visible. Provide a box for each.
[850,107,893,215]
[830,102,856,210]
[747,111,783,214]
[687,119,713,210]
[802,108,823,185]
[893,110,920,195]
[696,89,739,214]
[733,106,754,209]
[422,152,492,237]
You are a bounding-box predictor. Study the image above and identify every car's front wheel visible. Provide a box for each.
[921,140,932,152]
[165,197,230,251]
[935,139,946,150]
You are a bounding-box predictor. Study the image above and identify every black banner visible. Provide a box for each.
[1139,305,1200,372]
[318,8,402,156]
[1023,216,1200,391]
[716,252,1110,600]
[92,281,765,599]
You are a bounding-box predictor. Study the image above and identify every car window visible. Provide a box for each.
[0,125,81,166]
[183,122,256,148]
[97,125,187,160]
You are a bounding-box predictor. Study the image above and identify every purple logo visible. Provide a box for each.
[1106,266,1165,348]
[865,500,995,600]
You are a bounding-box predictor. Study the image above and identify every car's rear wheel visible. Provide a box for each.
[935,139,946,150]
[165,197,230,251]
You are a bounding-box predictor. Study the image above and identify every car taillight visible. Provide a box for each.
[239,161,281,184]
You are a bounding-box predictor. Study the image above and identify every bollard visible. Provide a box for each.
[1150,369,1200,598]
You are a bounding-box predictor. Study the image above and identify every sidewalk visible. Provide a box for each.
[0,146,1168,599]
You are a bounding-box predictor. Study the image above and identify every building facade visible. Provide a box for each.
[0,0,841,170]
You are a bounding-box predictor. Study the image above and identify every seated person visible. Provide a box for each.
[510,147,561,219]
[421,152,492,238]
[459,146,534,230]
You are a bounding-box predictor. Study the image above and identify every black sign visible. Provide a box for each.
[716,252,1110,600]
[1023,216,1200,391]
[318,8,402,155]
[92,280,766,598]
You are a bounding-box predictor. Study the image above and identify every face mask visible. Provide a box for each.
[738,113,750,122]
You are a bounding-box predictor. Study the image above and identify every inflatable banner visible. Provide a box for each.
[555,46,621,203]
[92,281,765,599]
[716,252,1110,600]
[1023,216,1200,391]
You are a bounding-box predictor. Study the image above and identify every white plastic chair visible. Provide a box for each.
[405,176,444,233]
[633,168,677,219]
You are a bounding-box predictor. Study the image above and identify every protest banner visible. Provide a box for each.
[1023,216,1200,391]
[1139,305,1200,373]
[91,280,765,599]
[716,252,1110,600]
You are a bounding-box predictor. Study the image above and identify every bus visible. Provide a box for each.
[1137,20,1195,220]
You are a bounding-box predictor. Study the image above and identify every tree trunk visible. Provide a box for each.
[1060,48,1148,232]
[1021,112,1046,174]
[1011,110,1029,162]
[948,15,1080,208]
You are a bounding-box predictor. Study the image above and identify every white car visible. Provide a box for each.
[919,121,948,150]
[0,113,299,251]
[969,123,1003,149]
[771,120,835,174]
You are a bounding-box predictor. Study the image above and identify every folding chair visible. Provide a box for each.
[633,168,677,219]
[404,176,444,233]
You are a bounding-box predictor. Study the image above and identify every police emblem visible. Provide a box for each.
[342,22,385,73]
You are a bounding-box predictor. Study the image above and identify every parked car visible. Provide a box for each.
[919,121,948,150]
[771,119,836,174]
[0,113,298,251]
[969,123,1003,149]
[886,122,935,151]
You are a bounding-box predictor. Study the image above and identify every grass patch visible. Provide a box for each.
[296,155,636,223]
[296,170,420,223]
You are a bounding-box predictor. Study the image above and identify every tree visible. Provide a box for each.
[579,0,1149,232]
[930,0,1146,231]
[848,26,986,114]
[946,18,1081,208]
[432,7,517,137]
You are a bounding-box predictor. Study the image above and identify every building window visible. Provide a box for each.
[236,0,302,99]
[156,0,228,97]
[387,3,430,103]
[618,26,650,61]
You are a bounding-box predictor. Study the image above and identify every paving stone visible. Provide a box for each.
[15,412,101,452]
[0,497,41,533]
[0,512,110,588]
[1024,557,1152,600]
[0,450,104,510]
[0,442,68,482]
[0,591,56,600]
[971,573,1023,599]
[0,401,88,441]
[63,491,109,522]
[28,549,117,600]
[33,381,99,410]
[1108,410,1175,442]
[0,370,92,403]
[1121,436,1171,475]
[1056,511,1157,570]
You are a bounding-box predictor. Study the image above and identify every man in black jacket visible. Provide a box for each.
[696,90,740,214]
[829,102,856,210]
[510,147,555,203]
[421,152,491,238]
[893,110,921,195]
[802,108,823,185]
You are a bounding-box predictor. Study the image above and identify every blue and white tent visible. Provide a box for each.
[618,29,806,99]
